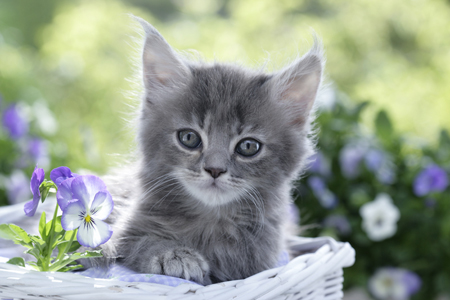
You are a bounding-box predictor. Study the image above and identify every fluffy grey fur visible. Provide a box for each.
[101,17,324,284]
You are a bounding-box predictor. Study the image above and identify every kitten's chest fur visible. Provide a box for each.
[130,190,285,281]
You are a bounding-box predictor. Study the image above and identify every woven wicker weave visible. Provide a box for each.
[0,236,354,300]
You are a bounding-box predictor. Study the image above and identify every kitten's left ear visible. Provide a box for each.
[272,39,324,126]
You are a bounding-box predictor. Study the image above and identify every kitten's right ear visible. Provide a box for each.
[271,38,324,127]
[134,16,190,91]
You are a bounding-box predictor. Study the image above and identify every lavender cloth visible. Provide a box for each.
[78,251,290,287]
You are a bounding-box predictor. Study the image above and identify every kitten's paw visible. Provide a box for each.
[148,248,211,284]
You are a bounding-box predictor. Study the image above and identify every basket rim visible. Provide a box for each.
[0,236,355,299]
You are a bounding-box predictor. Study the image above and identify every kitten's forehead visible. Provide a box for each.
[182,65,276,131]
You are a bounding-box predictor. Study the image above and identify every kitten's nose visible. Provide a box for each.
[204,167,227,179]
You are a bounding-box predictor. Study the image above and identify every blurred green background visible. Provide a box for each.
[1,0,450,299]
[1,0,450,174]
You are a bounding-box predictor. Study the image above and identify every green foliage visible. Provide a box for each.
[296,95,450,299]
[7,257,26,267]
[0,206,86,272]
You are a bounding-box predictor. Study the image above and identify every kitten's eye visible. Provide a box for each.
[178,130,202,149]
[236,139,261,157]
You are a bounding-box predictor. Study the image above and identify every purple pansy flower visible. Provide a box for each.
[308,176,326,193]
[50,166,78,188]
[2,103,29,139]
[24,166,45,217]
[323,215,351,236]
[308,151,331,177]
[368,267,421,300]
[307,176,338,209]
[364,149,384,172]
[57,175,113,248]
[413,164,448,196]
[364,149,396,184]
[28,137,50,167]
[339,144,366,179]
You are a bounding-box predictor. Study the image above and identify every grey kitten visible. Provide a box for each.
[102,17,323,285]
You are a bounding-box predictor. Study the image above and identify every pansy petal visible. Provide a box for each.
[77,218,112,248]
[30,166,45,194]
[91,190,114,220]
[56,177,76,210]
[50,166,75,187]
[61,199,85,231]
[23,195,39,217]
[71,175,107,209]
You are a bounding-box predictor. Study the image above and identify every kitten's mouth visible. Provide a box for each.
[178,171,242,206]
[207,179,224,190]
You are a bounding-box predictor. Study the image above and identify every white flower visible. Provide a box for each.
[368,268,408,300]
[368,267,421,300]
[360,193,400,241]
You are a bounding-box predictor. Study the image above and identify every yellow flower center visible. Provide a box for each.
[85,215,92,223]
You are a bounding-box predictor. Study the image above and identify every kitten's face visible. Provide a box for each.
[136,19,322,207]
[141,67,305,207]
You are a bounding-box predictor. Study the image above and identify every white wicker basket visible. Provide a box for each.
[0,236,354,300]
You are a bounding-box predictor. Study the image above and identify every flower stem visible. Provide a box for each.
[56,230,76,261]
[44,202,59,271]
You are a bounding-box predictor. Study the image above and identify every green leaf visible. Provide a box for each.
[57,264,84,272]
[63,229,78,241]
[48,250,103,272]
[26,260,44,271]
[439,129,450,147]
[30,235,46,246]
[39,180,56,204]
[29,235,47,254]
[7,257,25,267]
[57,241,70,257]
[9,224,32,244]
[44,216,64,247]
[0,224,17,241]
[0,224,33,246]
[375,109,393,140]
[69,249,103,260]
[40,186,49,203]
[68,241,81,252]
[26,247,43,260]
[39,212,47,239]
[51,217,65,247]
[353,101,369,119]
[57,240,81,257]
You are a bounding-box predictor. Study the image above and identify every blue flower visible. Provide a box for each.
[57,175,113,248]
[308,176,326,193]
[364,149,384,172]
[323,215,351,236]
[339,144,366,178]
[308,151,331,177]
[28,137,50,167]
[307,176,338,209]
[50,166,78,188]
[364,149,395,184]
[24,166,45,217]
[413,164,448,196]
[2,103,29,140]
